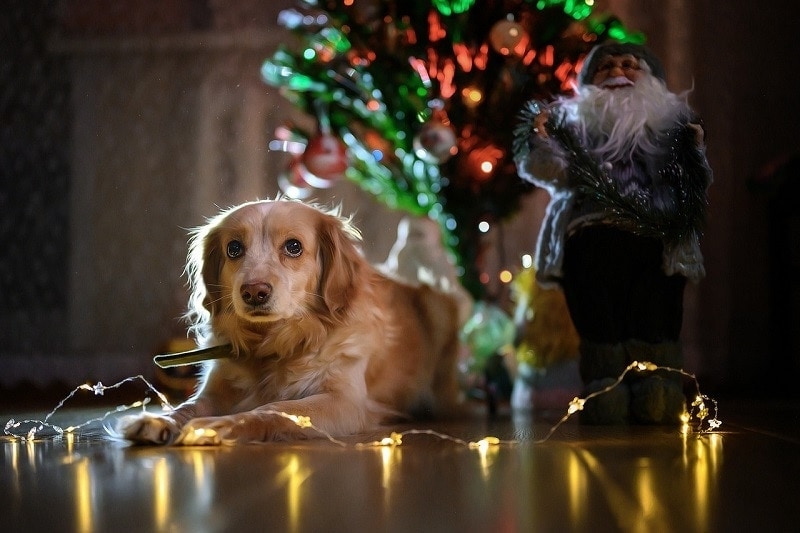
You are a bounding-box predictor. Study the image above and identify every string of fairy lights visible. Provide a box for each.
[3,361,720,447]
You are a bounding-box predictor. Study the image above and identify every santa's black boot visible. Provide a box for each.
[624,340,686,424]
[578,341,630,424]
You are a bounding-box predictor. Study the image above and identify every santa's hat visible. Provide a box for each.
[578,42,666,86]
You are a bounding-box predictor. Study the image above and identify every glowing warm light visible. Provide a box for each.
[522,49,537,66]
[453,43,473,72]
[379,445,398,495]
[680,411,692,436]
[75,459,93,533]
[541,45,555,66]
[708,433,723,466]
[10,439,19,472]
[183,452,207,493]
[428,10,447,41]
[635,361,658,372]
[499,270,513,283]
[403,22,417,45]
[465,143,504,181]
[376,435,402,503]
[682,431,724,529]
[25,437,34,462]
[693,444,710,525]
[567,450,587,525]
[635,457,661,523]
[185,427,218,444]
[474,43,489,70]
[469,436,500,451]
[438,59,456,99]
[554,61,579,91]
[473,437,500,480]
[65,430,75,455]
[567,397,586,414]
[521,254,533,269]
[277,453,312,532]
[462,86,483,107]
[693,396,709,421]
[154,458,170,530]
[286,415,312,428]
[360,430,513,451]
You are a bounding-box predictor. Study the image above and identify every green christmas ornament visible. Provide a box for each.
[261,59,325,92]
[460,301,516,363]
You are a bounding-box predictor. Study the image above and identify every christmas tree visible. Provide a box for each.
[261,0,642,298]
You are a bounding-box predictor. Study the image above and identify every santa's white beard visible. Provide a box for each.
[560,74,693,163]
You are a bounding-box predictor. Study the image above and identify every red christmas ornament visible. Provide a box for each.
[413,120,458,164]
[489,18,528,56]
[301,132,349,182]
[278,159,314,199]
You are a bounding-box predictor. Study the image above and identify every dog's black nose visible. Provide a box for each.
[240,282,272,306]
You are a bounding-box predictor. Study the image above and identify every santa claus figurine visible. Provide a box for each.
[513,42,713,424]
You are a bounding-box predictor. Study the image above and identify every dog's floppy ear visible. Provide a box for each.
[185,222,224,336]
[317,211,363,317]
[200,229,224,315]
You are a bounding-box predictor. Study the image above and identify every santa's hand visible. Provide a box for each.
[533,110,551,139]
[687,123,704,147]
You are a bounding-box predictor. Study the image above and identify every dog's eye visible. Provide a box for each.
[283,238,303,258]
[226,240,245,259]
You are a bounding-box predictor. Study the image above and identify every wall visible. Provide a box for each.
[600,0,800,393]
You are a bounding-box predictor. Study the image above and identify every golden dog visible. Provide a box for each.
[118,199,461,444]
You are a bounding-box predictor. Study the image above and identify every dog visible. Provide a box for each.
[118,198,462,444]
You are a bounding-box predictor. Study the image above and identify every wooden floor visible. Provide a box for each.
[2,396,799,533]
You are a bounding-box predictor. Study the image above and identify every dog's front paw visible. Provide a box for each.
[116,413,182,445]
[176,415,244,446]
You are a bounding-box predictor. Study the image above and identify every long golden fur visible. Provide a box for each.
[118,198,462,444]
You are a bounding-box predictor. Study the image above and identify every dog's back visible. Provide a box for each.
[364,274,462,419]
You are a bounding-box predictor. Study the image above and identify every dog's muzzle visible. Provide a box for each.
[240,282,273,308]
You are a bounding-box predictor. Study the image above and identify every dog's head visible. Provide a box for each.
[185,199,365,346]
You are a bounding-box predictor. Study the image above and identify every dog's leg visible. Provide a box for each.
[175,393,371,445]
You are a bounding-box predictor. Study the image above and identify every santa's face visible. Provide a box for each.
[568,60,691,164]
[590,53,642,89]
